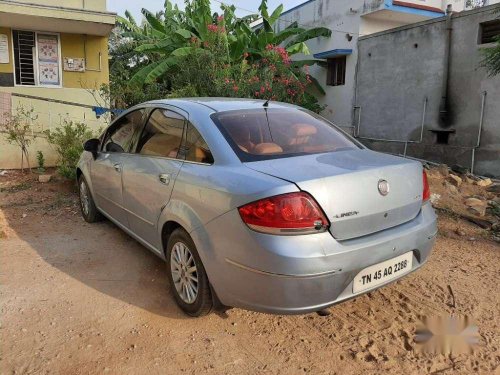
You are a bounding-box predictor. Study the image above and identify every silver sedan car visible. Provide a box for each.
[77,98,437,316]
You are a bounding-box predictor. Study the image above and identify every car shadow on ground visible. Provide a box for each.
[1,188,192,320]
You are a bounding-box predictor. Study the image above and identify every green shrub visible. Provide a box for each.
[44,120,98,179]
[36,151,45,173]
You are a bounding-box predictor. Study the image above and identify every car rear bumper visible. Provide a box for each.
[191,203,437,315]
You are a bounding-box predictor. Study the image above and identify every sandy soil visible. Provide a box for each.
[0,170,499,375]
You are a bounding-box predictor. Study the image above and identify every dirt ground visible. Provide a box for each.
[0,169,499,375]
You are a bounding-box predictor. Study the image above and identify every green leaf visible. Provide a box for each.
[171,46,196,57]
[258,0,269,18]
[285,27,332,48]
[144,57,178,83]
[269,4,283,26]
[134,38,173,52]
[274,27,305,45]
[286,42,310,55]
[130,61,163,86]
[141,8,166,34]
[308,75,326,95]
[175,29,193,39]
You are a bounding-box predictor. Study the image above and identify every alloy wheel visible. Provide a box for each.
[170,241,198,304]
[79,180,90,216]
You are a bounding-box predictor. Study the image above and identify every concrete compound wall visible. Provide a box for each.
[355,4,500,176]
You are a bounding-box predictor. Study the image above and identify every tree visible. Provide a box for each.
[0,106,38,172]
[111,0,332,110]
[481,8,500,76]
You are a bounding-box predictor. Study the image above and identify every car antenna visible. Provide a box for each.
[263,98,270,107]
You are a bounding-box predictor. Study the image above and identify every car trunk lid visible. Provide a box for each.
[245,149,423,240]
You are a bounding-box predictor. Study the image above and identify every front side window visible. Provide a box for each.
[13,30,61,86]
[212,108,359,162]
[102,109,145,153]
[326,56,346,86]
[182,123,214,164]
[479,19,500,44]
[136,109,185,158]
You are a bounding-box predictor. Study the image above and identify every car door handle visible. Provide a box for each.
[113,163,122,172]
[159,173,171,185]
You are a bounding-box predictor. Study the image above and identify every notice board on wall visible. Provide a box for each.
[0,34,9,64]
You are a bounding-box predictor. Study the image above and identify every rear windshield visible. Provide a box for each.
[211,108,360,162]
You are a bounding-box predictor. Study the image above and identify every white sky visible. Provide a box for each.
[107,0,307,20]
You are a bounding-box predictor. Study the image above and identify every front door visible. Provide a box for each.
[91,108,146,227]
[122,108,186,250]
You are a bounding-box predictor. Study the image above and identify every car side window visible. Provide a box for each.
[102,109,145,153]
[182,123,214,164]
[136,109,185,159]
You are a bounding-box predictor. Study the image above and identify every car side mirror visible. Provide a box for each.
[84,138,100,159]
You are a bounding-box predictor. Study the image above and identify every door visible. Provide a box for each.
[121,108,187,249]
[91,108,146,226]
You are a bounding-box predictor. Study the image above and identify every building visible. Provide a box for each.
[276,0,499,127]
[354,4,500,176]
[0,0,115,169]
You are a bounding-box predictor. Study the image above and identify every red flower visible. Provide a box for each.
[217,15,224,23]
[233,85,239,92]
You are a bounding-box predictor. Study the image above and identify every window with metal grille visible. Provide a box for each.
[13,30,36,86]
[479,20,500,44]
[326,56,346,86]
[12,30,61,86]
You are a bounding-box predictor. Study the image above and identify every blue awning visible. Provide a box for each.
[313,49,352,59]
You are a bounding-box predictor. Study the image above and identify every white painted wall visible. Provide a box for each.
[277,0,441,126]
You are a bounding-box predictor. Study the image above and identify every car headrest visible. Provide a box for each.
[253,143,283,155]
[292,123,317,137]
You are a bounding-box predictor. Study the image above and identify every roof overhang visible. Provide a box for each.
[0,1,116,36]
[313,49,353,59]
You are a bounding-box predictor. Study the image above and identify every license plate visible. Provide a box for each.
[352,252,413,294]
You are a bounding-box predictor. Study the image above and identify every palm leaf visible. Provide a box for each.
[274,27,305,45]
[142,8,166,34]
[285,27,332,48]
[286,42,310,55]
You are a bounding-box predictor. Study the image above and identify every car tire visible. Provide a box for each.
[166,228,213,317]
[78,175,103,223]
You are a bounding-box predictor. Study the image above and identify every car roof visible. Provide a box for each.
[143,97,299,113]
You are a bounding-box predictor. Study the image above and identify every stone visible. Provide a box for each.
[465,198,487,216]
[38,174,51,183]
[451,164,469,175]
[465,176,475,184]
[475,178,492,187]
[487,184,500,194]
[430,193,441,205]
[447,174,462,187]
[436,164,449,177]
[465,197,485,206]
[445,182,459,195]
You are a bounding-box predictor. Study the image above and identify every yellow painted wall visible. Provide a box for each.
[0,27,13,74]
[60,34,109,89]
[0,25,111,169]
[0,87,108,169]
[0,28,108,89]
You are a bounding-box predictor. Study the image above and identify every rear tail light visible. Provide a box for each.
[238,192,329,235]
[422,170,431,202]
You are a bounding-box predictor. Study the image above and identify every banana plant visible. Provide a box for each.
[115,0,332,88]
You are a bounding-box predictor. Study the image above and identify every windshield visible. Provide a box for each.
[211,108,360,162]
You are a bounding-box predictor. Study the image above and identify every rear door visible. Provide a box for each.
[121,107,186,250]
[91,108,146,227]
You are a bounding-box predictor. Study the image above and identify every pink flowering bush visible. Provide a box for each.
[169,17,323,112]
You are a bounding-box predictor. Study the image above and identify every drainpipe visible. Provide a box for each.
[471,91,487,175]
[439,4,453,127]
